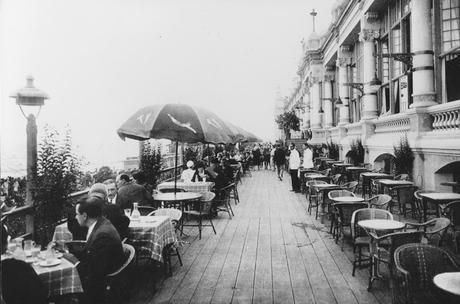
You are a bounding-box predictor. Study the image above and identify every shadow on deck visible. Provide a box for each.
[127,170,394,304]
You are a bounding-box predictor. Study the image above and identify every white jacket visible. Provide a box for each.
[302,148,314,169]
[289,149,301,170]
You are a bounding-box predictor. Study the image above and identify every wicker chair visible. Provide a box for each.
[394,244,460,304]
[214,183,234,219]
[328,190,356,236]
[318,168,331,177]
[350,208,394,276]
[367,231,424,291]
[333,202,368,250]
[182,192,216,239]
[394,174,410,181]
[105,243,136,303]
[392,185,418,218]
[405,218,451,247]
[443,200,460,253]
[365,194,392,210]
[306,180,327,218]
[341,181,359,193]
[330,174,343,185]
[413,190,437,222]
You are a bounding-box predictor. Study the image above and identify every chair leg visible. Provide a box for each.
[176,248,183,266]
[209,218,216,234]
[198,216,202,240]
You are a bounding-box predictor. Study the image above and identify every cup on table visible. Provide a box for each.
[203,177,207,182]
[124,208,131,217]
[23,240,36,257]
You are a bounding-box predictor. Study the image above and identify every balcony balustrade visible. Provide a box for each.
[373,113,411,134]
[427,100,460,132]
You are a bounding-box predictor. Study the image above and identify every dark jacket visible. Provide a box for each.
[274,147,286,165]
[103,205,130,240]
[1,258,48,304]
[116,181,154,210]
[77,217,124,304]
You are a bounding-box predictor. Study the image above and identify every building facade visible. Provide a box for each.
[283,0,460,192]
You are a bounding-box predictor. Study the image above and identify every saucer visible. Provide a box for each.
[39,259,61,267]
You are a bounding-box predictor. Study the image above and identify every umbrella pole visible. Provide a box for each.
[174,140,178,194]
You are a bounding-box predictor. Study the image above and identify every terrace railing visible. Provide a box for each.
[373,113,411,134]
[427,100,460,132]
[2,165,184,240]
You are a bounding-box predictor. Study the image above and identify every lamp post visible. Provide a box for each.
[10,76,49,208]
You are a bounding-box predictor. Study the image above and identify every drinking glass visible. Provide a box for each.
[24,240,36,257]
[124,208,131,217]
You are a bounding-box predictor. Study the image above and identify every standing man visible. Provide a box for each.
[302,143,314,170]
[289,143,301,192]
[75,196,124,304]
[274,143,286,181]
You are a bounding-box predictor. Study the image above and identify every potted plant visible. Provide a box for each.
[346,139,364,166]
[393,136,414,178]
[327,140,340,160]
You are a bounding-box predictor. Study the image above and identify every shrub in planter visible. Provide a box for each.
[393,136,414,178]
[346,139,364,166]
[275,111,300,139]
[327,141,340,160]
[140,141,162,188]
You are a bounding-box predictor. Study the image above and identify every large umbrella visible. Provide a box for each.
[117,104,234,192]
[224,120,262,143]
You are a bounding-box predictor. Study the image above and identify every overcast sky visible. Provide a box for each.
[1,0,335,175]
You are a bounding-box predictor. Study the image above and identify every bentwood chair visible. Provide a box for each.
[333,202,368,250]
[214,183,234,219]
[105,243,136,303]
[394,244,460,304]
[365,194,392,210]
[182,192,217,239]
[350,208,393,276]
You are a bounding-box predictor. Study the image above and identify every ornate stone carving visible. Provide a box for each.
[336,57,351,68]
[359,29,380,42]
[324,74,335,82]
[365,12,379,23]
[340,45,352,53]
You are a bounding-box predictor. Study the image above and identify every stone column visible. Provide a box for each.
[310,77,322,129]
[359,29,380,120]
[411,0,436,107]
[323,74,334,128]
[337,56,351,125]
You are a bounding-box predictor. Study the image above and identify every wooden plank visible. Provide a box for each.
[270,217,294,304]
[253,217,273,303]
[210,218,250,304]
[189,218,239,304]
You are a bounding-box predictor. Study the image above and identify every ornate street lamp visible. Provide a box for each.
[10,76,49,206]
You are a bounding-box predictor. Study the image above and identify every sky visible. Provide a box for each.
[0,0,335,176]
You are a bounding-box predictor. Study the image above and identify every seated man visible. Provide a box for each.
[1,225,47,304]
[115,174,154,210]
[192,161,209,182]
[75,196,124,304]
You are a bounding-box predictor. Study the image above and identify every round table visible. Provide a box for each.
[358,219,405,231]
[433,272,460,296]
[153,192,202,202]
[331,196,364,203]
[153,192,202,209]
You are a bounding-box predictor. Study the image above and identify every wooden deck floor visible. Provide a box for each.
[131,170,392,304]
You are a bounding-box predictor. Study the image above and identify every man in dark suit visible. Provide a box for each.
[75,196,124,304]
[115,174,154,210]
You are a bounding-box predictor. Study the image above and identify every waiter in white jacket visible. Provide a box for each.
[288,143,301,192]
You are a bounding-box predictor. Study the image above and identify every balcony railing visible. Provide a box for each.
[346,122,362,137]
[373,113,411,134]
[427,100,460,132]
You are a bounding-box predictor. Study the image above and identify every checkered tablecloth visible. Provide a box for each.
[157,181,215,194]
[53,216,177,263]
[33,257,83,297]
[127,216,177,262]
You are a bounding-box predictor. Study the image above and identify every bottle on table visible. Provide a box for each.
[131,202,141,221]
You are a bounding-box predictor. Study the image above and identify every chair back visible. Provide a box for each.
[200,191,216,213]
[394,244,460,297]
[149,208,183,229]
[159,188,187,193]
[341,181,359,193]
[426,218,451,246]
[330,174,342,185]
[334,202,368,227]
[328,189,355,200]
[319,168,331,176]
[306,180,327,196]
[368,194,392,209]
[106,243,135,277]
[385,231,424,260]
[443,200,460,227]
[351,208,393,239]
[137,205,156,216]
